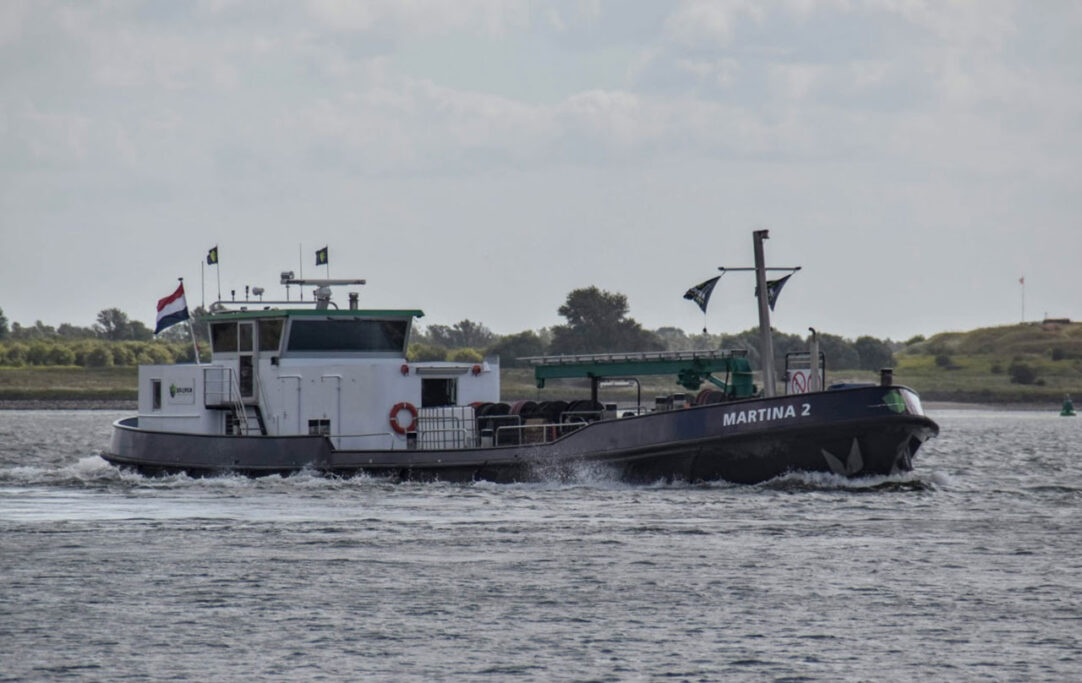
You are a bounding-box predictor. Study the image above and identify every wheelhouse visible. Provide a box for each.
[136,307,502,449]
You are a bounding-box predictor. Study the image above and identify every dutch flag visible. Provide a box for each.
[155,282,190,334]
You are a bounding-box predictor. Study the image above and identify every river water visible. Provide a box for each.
[1,409,1080,681]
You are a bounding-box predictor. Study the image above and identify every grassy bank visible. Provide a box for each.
[891,353,1082,404]
[0,366,137,401]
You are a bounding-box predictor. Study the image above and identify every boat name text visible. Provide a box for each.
[723,403,810,427]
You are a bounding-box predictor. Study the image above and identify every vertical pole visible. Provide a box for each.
[1020,276,1025,322]
[188,320,201,365]
[298,243,304,300]
[201,261,205,310]
[753,230,776,397]
[180,277,200,365]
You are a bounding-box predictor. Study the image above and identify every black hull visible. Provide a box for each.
[104,385,938,485]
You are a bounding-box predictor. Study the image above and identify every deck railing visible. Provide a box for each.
[202,365,258,435]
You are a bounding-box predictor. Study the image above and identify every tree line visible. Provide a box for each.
[0,288,898,371]
[0,307,197,367]
[409,286,898,371]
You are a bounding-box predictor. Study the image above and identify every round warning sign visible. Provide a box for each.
[788,369,809,394]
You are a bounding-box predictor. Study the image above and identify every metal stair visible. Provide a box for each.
[203,366,262,436]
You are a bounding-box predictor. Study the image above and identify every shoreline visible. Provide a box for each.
[0,398,1059,412]
[0,399,137,411]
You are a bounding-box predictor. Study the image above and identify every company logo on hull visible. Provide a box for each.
[169,383,194,398]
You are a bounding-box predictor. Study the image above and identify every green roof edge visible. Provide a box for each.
[199,308,425,321]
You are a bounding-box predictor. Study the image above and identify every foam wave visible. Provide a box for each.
[755,468,942,492]
[0,456,396,491]
[0,453,947,495]
[0,456,126,487]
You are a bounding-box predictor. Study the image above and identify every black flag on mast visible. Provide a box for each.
[755,273,793,311]
[315,246,328,266]
[684,276,721,313]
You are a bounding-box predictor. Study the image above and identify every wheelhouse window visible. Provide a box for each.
[238,323,253,352]
[287,319,409,354]
[151,379,161,410]
[210,322,238,352]
[259,319,284,352]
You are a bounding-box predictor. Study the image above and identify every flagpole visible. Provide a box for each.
[179,277,200,365]
[201,260,205,310]
[216,251,221,302]
[188,320,201,365]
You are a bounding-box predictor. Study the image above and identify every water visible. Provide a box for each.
[1,409,1080,681]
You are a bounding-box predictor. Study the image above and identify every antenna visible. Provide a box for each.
[281,275,366,310]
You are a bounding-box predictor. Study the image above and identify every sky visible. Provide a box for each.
[2,0,1080,342]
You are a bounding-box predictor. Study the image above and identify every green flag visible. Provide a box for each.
[206,245,218,265]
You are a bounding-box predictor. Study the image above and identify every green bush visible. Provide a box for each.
[1008,361,1037,385]
[26,342,50,366]
[69,341,93,366]
[47,345,76,366]
[110,345,135,366]
[85,345,114,367]
[170,343,203,363]
[855,336,894,371]
[408,343,447,362]
[143,345,175,364]
[3,343,28,366]
[448,347,484,363]
[487,331,547,367]
[122,342,147,361]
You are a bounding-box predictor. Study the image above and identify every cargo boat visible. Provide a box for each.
[104,232,939,483]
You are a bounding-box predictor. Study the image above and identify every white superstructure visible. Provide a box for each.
[137,305,500,450]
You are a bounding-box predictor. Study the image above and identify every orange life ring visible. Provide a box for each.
[389,402,418,435]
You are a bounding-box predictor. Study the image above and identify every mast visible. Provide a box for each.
[717,231,799,398]
[753,230,776,397]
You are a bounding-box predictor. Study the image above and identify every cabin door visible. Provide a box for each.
[238,322,255,399]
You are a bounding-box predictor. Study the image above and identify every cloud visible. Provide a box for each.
[663,0,764,48]
[3,0,1076,187]
[0,0,30,46]
[874,0,1018,49]
[2,100,91,167]
[305,0,530,39]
